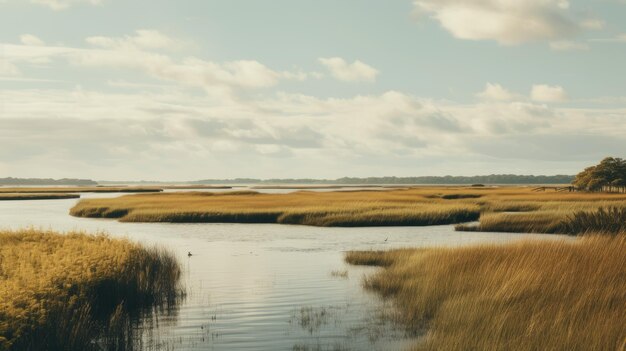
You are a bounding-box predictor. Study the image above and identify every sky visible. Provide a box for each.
[1,0,625,181]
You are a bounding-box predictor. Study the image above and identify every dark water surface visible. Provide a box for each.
[0,193,572,350]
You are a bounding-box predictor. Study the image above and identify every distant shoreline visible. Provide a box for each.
[2,175,575,187]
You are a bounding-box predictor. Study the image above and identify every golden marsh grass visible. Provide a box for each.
[69,189,483,226]
[70,187,626,230]
[0,229,182,351]
[346,235,626,351]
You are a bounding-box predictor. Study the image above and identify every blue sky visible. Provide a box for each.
[1,0,625,180]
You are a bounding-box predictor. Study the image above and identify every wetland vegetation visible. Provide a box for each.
[0,193,80,201]
[69,186,626,233]
[69,189,482,226]
[346,234,626,351]
[0,229,182,351]
[0,187,162,194]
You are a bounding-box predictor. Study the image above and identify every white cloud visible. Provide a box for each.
[1,33,313,97]
[31,0,102,10]
[0,60,20,76]
[531,84,568,102]
[616,34,626,41]
[86,30,179,50]
[318,57,379,82]
[412,0,597,44]
[476,83,520,101]
[580,19,605,30]
[591,33,626,43]
[549,40,589,51]
[20,34,45,46]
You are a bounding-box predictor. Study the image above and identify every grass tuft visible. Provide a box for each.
[561,206,626,235]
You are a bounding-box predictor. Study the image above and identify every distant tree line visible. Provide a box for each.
[189,174,574,185]
[573,157,626,193]
[0,177,97,186]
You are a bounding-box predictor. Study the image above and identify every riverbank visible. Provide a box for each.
[0,229,182,351]
[346,234,626,350]
[0,193,80,201]
[0,187,162,194]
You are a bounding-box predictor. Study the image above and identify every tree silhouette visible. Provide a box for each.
[574,157,626,193]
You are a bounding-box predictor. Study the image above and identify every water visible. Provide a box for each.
[0,193,573,350]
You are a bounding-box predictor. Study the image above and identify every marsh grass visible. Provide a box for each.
[69,187,626,231]
[0,229,183,351]
[457,199,626,234]
[456,211,565,233]
[0,193,80,201]
[561,206,626,235]
[70,189,482,227]
[346,235,626,351]
[0,187,162,194]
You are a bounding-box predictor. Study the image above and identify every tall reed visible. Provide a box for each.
[346,235,626,351]
[562,206,626,235]
[0,229,183,351]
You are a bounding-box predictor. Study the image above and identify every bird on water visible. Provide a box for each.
[188,251,193,257]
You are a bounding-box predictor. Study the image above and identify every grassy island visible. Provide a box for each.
[69,189,482,227]
[69,187,626,231]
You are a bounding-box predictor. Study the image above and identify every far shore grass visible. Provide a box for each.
[0,193,80,201]
[69,186,626,231]
[0,186,162,194]
[0,229,182,351]
[346,234,626,351]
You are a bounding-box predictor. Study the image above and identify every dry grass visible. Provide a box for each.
[69,189,482,227]
[0,229,182,351]
[69,187,626,230]
[251,185,385,189]
[457,199,626,234]
[161,185,232,190]
[346,235,626,351]
[0,193,80,201]
[0,187,162,194]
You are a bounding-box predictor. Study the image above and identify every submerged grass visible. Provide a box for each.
[346,235,626,351]
[0,229,183,351]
